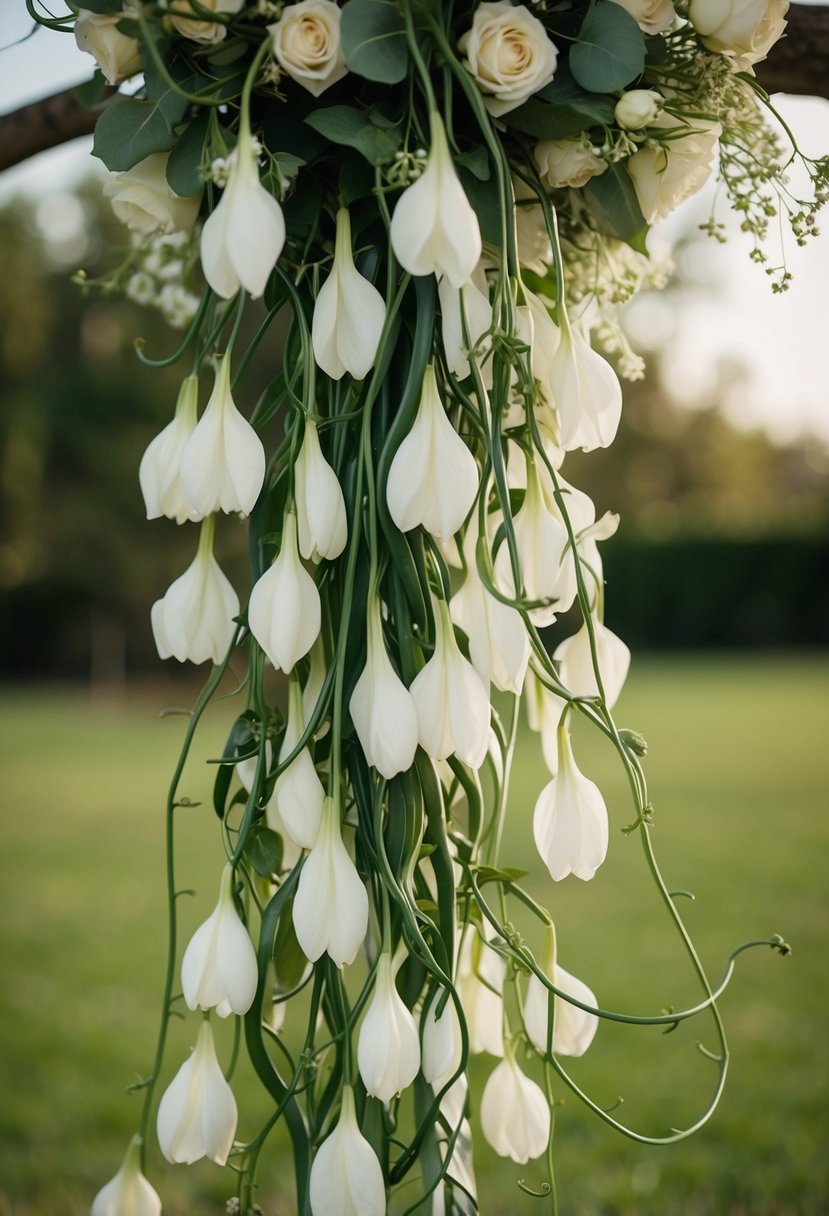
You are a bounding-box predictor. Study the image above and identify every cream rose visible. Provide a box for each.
[607,0,676,35]
[688,0,788,73]
[103,153,201,236]
[627,114,722,224]
[534,139,608,190]
[74,9,143,85]
[269,0,347,97]
[167,0,245,46]
[614,89,661,131]
[460,2,558,118]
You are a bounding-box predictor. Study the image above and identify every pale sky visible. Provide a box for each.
[1,6,828,445]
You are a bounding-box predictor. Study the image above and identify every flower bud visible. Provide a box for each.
[151,516,239,666]
[458,925,505,1057]
[495,458,569,627]
[74,9,142,85]
[312,208,387,381]
[309,1087,385,1216]
[349,596,419,779]
[357,953,421,1102]
[294,417,348,562]
[273,677,325,849]
[91,1136,160,1216]
[523,927,599,1058]
[533,724,609,882]
[268,0,347,96]
[614,89,661,131]
[248,509,322,673]
[180,864,258,1018]
[480,1054,550,1164]
[156,1021,237,1165]
[421,988,464,1090]
[139,375,199,524]
[292,796,368,965]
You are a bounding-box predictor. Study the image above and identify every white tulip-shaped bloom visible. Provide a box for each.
[156,1021,237,1165]
[480,1054,550,1164]
[387,363,479,540]
[533,724,609,882]
[357,953,421,1102]
[458,927,505,1057]
[139,374,199,523]
[201,123,286,299]
[309,1086,385,1216]
[550,493,611,618]
[438,264,493,382]
[151,516,239,665]
[524,936,599,1059]
[524,666,568,775]
[248,510,322,672]
[273,677,325,849]
[91,1136,161,1216]
[180,863,258,1018]
[294,417,348,562]
[350,597,419,779]
[554,617,631,710]
[390,111,482,288]
[179,354,266,518]
[292,797,368,965]
[421,988,464,1089]
[410,599,490,770]
[495,458,569,627]
[236,740,304,871]
[548,322,623,452]
[451,515,529,693]
[312,208,387,380]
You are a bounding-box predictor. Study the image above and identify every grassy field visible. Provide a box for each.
[1,656,827,1216]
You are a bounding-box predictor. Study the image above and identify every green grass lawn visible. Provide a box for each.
[1,656,827,1216]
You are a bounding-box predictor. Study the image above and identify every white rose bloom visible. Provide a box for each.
[309,1086,385,1216]
[607,0,677,35]
[201,125,286,299]
[524,933,599,1059]
[386,363,479,540]
[151,517,239,665]
[103,152,200,236]
[495,457,569,628]
[293,796,368,965]
[236,739,303,872]
[458,925,506,1057]
[390,111,482,288]
[548,321,623,452]
[139,374,199,524]
[248,509,322,673]
[554,616,631,710]
[421,988,464,1089]
[312,207,387,381]
[628,114,722,225]
[533,724,609,882]
[357,953,421,1103]
[91,1136,161,1216]
[349,596,419,779]
[273,677,325,849]
[156,1021,237,1165]
[269,0,347,96]
[460,1,559,117]
[180,863,258,1018]
[179,355,266,519]
[534,139,607,190]
[480,1055,550,1164]
[615,88,662,131]
[410,599,491,770]
[169,0,245,45]
[688,0,788,72]
[294,417,348,562]
[74,9,142,85]
[438,263,493,383]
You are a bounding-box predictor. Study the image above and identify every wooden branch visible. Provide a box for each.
[0,3,827,175]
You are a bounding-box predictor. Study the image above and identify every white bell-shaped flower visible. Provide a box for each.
[236,739,303,872]
[421,987,464,1090]
[524,930,599,1059]
[200,123,285,299]
[524,666,567,775]
[292,796,368,966]
[546,484,606,616]
[357,952,421,1102]
[309,1086,385,1216]
[248,509,322,672]
[554,616,631,710]
[410,598,490,770]
[139,374,199,523]
[521,288,561,409]
[533,723,609,882]
[156,1021,237,1165]
[458,925,505,1057]
[312,207,387,380]
[495,457,569,627]
[386,363,479,540]
[390,111,482,288]
[273,676,325,849]
[179,354,266,518]
[480,1054,550,1164]
[294,417,348,562]
[151,516,239,665]
[438,263,492,383]
[180,863,258,1018]
[548,321,622,452]
[450,514,529,694]
[91,1136,161,1216]
[350,596,419,779]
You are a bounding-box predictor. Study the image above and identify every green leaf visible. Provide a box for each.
[92,97,178,171]
[341,0,408,85]
[456,145,491,181]
[247,825,283,879]
[74,70,110,109]
[458,168,502,247]
[143,49,205,127]
[585,162,649,253]
[273,897,309,989]
[570,3,646,94]
[166,111,209,197]
[74,0,122,10]
[305,105,398,165]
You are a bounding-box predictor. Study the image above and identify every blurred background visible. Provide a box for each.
[1,12,828,1216]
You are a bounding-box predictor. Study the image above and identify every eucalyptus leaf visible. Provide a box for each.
[341,0,408,85]
[456,145,491,182]
[585,162,649,253]
[74,70,110,109]
[570,3,646,94]
[92,97,177,171]
[305,105,398,165]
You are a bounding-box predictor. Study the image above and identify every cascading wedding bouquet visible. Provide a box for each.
[28,0,826,1212]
